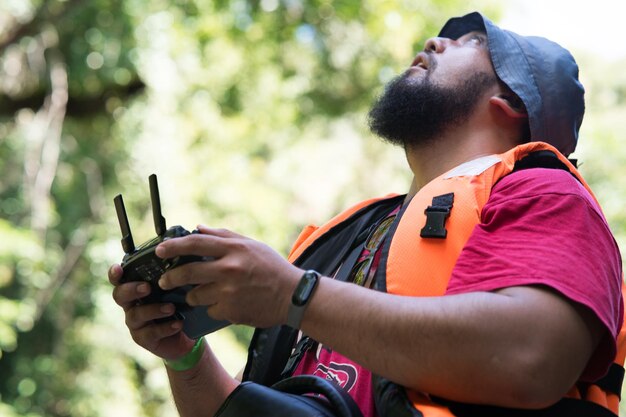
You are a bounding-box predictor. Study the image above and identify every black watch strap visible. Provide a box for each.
[287,270,321,329]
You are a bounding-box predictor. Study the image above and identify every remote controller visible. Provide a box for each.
[114,174,229,338]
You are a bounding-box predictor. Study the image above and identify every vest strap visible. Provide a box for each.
[373,375,424,417]
[244,195,406,385]
[512,150,570,172]
[420,193,454,239]
[437,396,619,417]
[593,363,625,398]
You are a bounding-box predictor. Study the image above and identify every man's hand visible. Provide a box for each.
[155,225,304,328]
[109,262,240,417]
[108,264,197,360]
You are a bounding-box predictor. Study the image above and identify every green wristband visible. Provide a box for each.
[164,338,205,371]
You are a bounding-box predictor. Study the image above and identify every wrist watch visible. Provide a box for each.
[287,270,321,329]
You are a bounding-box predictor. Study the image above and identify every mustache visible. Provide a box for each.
[408,51,438,74]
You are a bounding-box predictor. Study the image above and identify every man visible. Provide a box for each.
[109,11,623,417]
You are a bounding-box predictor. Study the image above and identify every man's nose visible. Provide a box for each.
[423,37,449,53]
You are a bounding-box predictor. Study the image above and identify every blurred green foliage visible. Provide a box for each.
[1,0,625,416]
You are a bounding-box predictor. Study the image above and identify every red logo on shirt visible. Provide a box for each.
[313,361,358,392]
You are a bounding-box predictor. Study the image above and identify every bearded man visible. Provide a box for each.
[109,11,624,417]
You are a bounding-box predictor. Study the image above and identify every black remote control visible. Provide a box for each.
[114,174,229,338]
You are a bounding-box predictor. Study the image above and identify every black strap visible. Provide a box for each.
[296,195,406,276]
[594,363,625,398]
[375,376,621,417]
[243,325,299,386]
[279,208,400,379]
[512,150,582,183]
[273,375,364,417]
[420,193,454,239]
[373,375,424,417]
[512,150,568,171]
[333,228,371,283]
[280,336,315,380]
[243,195,406,385]
[436,396,619,417]
[215,377,364,417]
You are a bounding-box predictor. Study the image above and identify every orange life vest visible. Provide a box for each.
[286,142,625,416]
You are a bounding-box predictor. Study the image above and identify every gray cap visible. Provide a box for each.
[439,12,585,156]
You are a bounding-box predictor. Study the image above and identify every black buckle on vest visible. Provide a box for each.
[420,193,454,239]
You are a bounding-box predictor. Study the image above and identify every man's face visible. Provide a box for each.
[368,31,499,149]
[408,31,495,87]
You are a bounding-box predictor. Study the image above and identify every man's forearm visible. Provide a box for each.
[299,278,600,408]
[166,340,239,417]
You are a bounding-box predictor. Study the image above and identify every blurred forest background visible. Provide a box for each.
[1,0,625,416]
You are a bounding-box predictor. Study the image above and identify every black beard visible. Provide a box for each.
[367,71,497,148]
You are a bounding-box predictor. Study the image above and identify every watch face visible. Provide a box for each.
[292,271,319,306]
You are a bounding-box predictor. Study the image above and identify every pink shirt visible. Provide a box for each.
[293,343,378,417]
[447,168,623,380]
[293,167,622,414]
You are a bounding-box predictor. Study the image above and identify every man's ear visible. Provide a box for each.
[489,93,528,119]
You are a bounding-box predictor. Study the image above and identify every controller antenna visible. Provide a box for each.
[149,174,167,237]
[114,194,136,254]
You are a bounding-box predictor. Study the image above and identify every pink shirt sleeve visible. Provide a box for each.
[446,168,623,381]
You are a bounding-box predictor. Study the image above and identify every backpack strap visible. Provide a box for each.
[512,150,570,172]
[512,150,582,184]
[434,396,619,417]
[243,195,406,384]
[587,363,625,399]
[243,325,299,386]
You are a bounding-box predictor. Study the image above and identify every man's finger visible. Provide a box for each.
[131,320,184,350]
[125,303,177,330]
[108,264,124,285]
[159,262,218,290]
[155,233,228,260]
[196,225,244,239]
[112,281,151,310]
[185,283,220,307]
